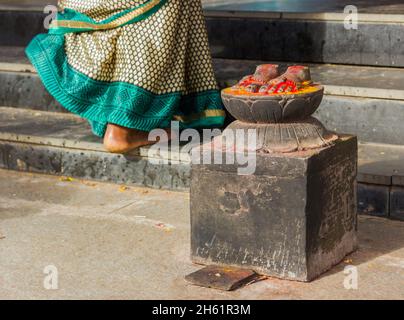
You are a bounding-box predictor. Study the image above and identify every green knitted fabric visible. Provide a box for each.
[26,34,225,137]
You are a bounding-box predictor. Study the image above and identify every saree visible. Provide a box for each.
[26,0,225,137]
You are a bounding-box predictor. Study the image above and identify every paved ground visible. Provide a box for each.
[0,169,403,300]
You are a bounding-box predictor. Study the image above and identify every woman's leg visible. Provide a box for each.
[27,0,224,155]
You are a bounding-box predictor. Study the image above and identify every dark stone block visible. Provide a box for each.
[206,17,404,67]
[317,96,404,146]
[0,141,190,190]
[190,136,358,282]
[0,11,46,46]
[357,183,389,217]
[392,175,404,187]
[1,11,404,67]
[0,142,62,174]
[357,172,392,186]
[0,71,65,112]
[390,187,404,221]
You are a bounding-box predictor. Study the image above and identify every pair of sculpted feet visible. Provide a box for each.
[233,64,312,94]
[103,123,171,154]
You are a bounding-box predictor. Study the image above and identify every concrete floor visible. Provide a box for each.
[0,169,403,300]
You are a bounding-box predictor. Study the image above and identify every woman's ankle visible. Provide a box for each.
[103,124,152,153]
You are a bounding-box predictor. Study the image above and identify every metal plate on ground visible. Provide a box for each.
[185,265,259,291]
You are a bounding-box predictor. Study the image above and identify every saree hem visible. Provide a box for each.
[26,34,225,137]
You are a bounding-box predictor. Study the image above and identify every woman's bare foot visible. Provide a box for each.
[103,123,171,154]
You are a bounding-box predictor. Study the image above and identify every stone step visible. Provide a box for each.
[1,4,403,67]
[204,10,404,67]
[4,0,404,14]
[214,59,404,146]
[0,46,65,113]
[358,143,404,221]
[2,47,404,145]
[204,0,404,14]
[0,106,403,220]
[214,59,404,101]
[0,107,191,191]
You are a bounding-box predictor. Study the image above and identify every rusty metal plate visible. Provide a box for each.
[185,265,259,291]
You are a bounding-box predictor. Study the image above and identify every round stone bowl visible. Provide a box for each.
[221,85,324,123]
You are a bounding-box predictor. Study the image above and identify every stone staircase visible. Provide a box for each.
[0,4,404,219]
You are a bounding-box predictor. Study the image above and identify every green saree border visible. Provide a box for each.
[26,34,225,137]
[50,0,169,34]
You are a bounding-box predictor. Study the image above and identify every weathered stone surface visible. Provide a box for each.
[190,135,358,281]
[357,183,390,217]
[203,1,404,14]
[212,58,404,101]
[392,175,404,187]
[4,56,404,146]
[358,143,404,186]
[0,107,192,190]
[206,17,404,67]
[0,142,190,190]
[0,11,46,46]
[0,70,65,112]
[390,187,404,221]
[316,96,404,146]
[357,172,392,186]
[223,118,338,153]
[1,9,404,66]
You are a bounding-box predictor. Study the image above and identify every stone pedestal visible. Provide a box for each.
[190,135,358,282]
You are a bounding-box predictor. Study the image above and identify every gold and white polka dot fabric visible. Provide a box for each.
[61,0,219,96]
